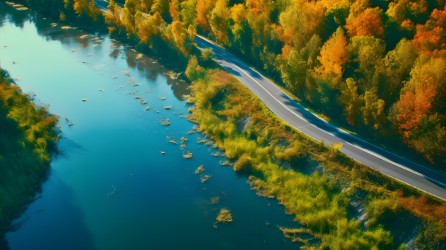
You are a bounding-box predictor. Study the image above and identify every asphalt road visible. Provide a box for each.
[195,35,446,201]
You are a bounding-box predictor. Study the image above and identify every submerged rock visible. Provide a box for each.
[168,139,178,145]
[210,197,220,205]
[161,119,170,126]
[183,152,193,159]
[200,174,211,183]
[195,165,205,174]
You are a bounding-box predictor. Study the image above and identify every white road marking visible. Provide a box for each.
[203,39,446,193]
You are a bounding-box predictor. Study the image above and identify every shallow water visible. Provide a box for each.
[0,3,299,250]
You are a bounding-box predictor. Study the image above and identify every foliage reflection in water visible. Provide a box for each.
[0,4,299,250]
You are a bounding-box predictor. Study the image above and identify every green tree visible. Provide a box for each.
[340,78,363,126]
[209,0,230,44]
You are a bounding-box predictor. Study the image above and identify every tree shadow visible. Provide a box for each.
[5,171,95,250]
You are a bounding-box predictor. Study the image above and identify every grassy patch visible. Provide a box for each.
[187,62,446,249]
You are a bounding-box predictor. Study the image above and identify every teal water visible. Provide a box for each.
[0,4,299,250]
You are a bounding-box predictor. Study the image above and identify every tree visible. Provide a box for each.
[362,90,386,129]
[345,7,384,37]
[137,12,165,44]
[196,0,215,32]
[381,38,418,102]
[122,0,138,35]
[316,27,349,78]
[185,56,205,81]
[166,20,192,56]
[201,48,214,62]
[151,0,169,17]
[340,78,363,126]
[209,0,230,44]
[349,36,386,82]
[278,48,307,93]
[279,0,325,49]
[412,6,446,54]
[229,19,253,57]
[180,0,197,28]
[169,0,180,21]
[230,3,246,23]
[386,0,429,25]
[394,55,445,137]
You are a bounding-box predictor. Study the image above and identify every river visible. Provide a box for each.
[0,3,299,250]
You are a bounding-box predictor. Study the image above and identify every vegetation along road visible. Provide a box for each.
[95,0,446,201]
[194,35,446,201]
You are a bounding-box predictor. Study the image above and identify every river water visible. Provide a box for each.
[0,3,299,250]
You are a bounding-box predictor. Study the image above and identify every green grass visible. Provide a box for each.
[186,61,446,249]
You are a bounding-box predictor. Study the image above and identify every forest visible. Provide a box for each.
[98,0,446,168]
[18,0,446,170]
[0,68,59,245]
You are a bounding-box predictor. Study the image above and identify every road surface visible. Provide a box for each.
[195,35,446,201]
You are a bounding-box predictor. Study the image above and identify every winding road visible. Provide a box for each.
[94,1,446,201]
[195,35,446,201]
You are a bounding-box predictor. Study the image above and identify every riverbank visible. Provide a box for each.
[0,8,301,249]
[0,68,59,247]
[185,60,446,248]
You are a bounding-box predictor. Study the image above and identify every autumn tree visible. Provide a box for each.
[362,90,386,129]
[348,36,386,83]
[151,0,169,19]
[412,6,446,54]
[278,47,307,94]
[137,12,165,44]
[130,0,153,13]
[392,54,446,164]
[316,27,349,78]
[393,55,445,137]
[185,56,205,81]
[279,0,325,49]
[209,0,230,44]
[180,0,197,28]
[196,0,215,32]
[381,38,418,103]
[230,3,246,23]
[340,78,363,126]
[122,0,139,35]
[166,20,193,56]
[169,0,180,21]
[345,7,385,37]
[386,0,429,25]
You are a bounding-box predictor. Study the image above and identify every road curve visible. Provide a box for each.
[195,35,446,201]
[94,0,446,200]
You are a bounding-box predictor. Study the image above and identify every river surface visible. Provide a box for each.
[0,3,299,250]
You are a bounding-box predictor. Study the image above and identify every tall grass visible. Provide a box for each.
[187,60,446,249]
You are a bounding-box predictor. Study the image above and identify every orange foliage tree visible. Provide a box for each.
[196,0,215,32]
[316,27,349,77]
[394,56,445,137]
[345,7,384,37]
